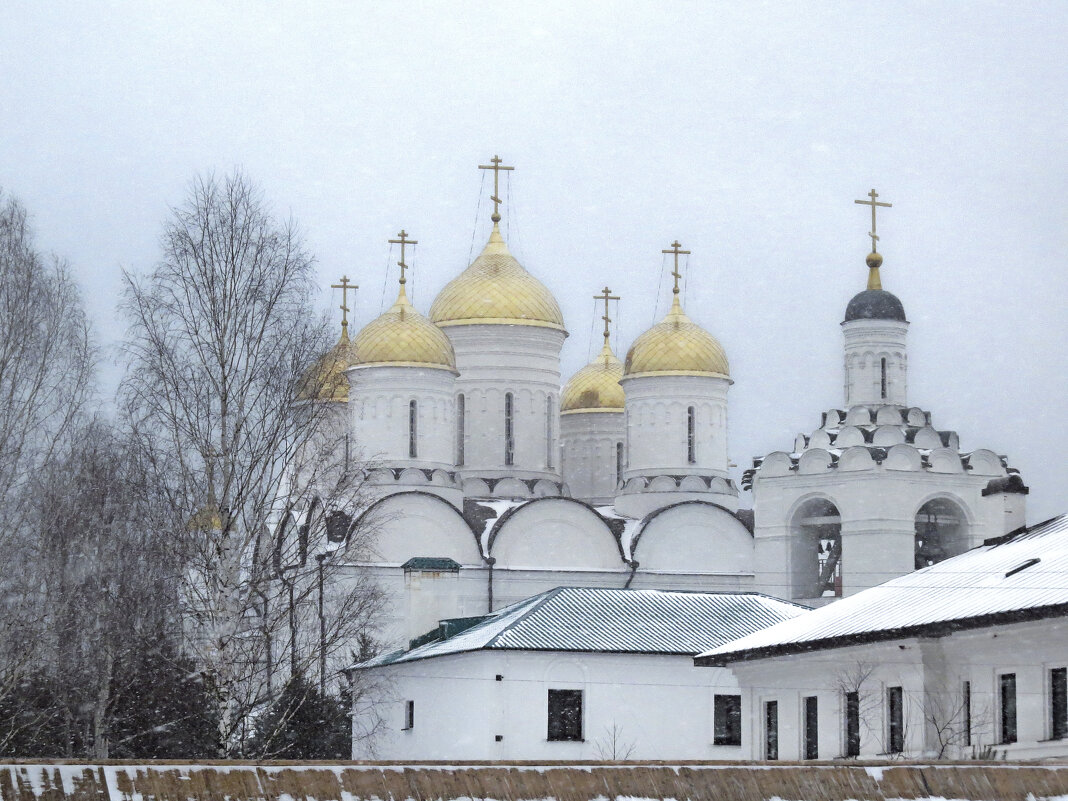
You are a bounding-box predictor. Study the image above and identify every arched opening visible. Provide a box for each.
[914,498,969,568]
[615,442,624,487]
[687,405,697,464]
[880,357,888,400]
[791,498,842,599]
[546,394,554,469]
[408,399,418,458]
[456,393,465,466]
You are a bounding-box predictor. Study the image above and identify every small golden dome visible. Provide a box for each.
[351,284,457,374]
[561,342,625,413]
[186,503,224,532]
[624,296,730,379]
[299,329,359,402]
[429,224,566,331]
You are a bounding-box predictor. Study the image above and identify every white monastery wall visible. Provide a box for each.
[560,410,624,505]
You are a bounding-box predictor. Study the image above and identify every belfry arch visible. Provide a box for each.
[790,497,842,600]
[914,497,969,568]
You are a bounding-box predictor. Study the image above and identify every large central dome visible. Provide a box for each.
[429,224,565,331]
[624,296,730,379]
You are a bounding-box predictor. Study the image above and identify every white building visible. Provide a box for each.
[696,513,1068,761]
[348,586,807,760]
[292,164,1027,654]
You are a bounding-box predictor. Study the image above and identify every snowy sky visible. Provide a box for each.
[2,2,1065,522]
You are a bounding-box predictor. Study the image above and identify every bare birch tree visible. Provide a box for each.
[121,171,381,755]
[0,190,94,747]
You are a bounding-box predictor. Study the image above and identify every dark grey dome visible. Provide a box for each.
[843,289,907,323]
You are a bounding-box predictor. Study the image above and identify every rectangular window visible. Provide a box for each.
[962,681,972,747]
[546,395,554,469]
[887,686,904,753]
[504,393,514,467]
[845,691,860,757]
[803,695,818,759]
[713,694,742,746]
[880,357,888,399]
[686,406,696,464]
[1000,673,1017,744]
[403,700,414,730]
[547,689,582,741]
[1052,667,1067,740]
[408,400,418,458]
[616,442,624,487]
[456,394,465,466]
[764,700,778,760]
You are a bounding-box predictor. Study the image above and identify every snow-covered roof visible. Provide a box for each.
[697,513,1068,666]
[354,587,808,668]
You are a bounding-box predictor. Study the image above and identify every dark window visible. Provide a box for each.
[546,395,554,468]
[880,357,888,399]
[456,394,465,466]
[344,433,351,473]
[887,686,904,753]
[713,694,742,746]
[403,700,414,730]
[408,400,418,458]
[686,405,696,464]
[547,689,582,741]
[1000,673,1017,744]
[803,696,818,759]
[764,700,778,760]
[845,691,860,757]
[615,442,624,486]
[962,681,972,747]
[1052,667,1067,740]
[504,393,514,466]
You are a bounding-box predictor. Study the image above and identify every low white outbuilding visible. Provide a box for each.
[348,586,806,760]
[696,513,1068,761]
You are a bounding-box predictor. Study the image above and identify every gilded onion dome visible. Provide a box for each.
[561,342,625,413]
[624,295,731,380]
[299,329,359,402]
[351,284,458,374]
[429,224,566,331]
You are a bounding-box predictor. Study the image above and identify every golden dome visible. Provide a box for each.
[561,342,625,413]
[299,329,359,402]
[429,224,566,331]
[351,284,457,374]
[623,296,730,380]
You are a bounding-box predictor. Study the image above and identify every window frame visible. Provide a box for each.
[547,688,583,742]
[764,699,778,760]
[504,392,514,467]
[1052,666,1068,741]
[999,672,1018,745]
[713,694,742,746]
[408,399,418,458]
[803,695,818,759]
[403,699,414,731]
[456,393,465,466]
[887,686,904,754]
[844,690,860,757]
[686,405,697,464]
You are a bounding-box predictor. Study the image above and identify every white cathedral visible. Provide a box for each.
[303,164,1028,650]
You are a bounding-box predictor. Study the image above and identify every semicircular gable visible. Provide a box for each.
[357,491,482,566]
[487,497,624,570]
[631,501,754,575]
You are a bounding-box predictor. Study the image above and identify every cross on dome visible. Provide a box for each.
[662,240,691,295]
[595,286,620,347]
[478,155,514,223]
[330,275,358,335]
[388,229,418,285]
[854,188,892,255]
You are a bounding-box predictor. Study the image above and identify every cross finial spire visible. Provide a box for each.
[594,286,620,347]
[330,275,358,336]
[388,230,418,286]
[662,240,691,296]
[478,154,515,224]
[854,188,892,254]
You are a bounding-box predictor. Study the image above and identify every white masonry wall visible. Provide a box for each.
[842,318,909,406]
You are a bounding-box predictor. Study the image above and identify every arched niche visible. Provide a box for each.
[494,478,531,499]
[487,498,624,571]
[928,448,964,473]
[789,497,842,600]
[845,406,873,426]
[914,496,970,568]
[836,426,865,447]
[967,449,1005,477]
[358,491,482,566]
[809,430,832,449]
[873,426,906,446]
[914,427,943,449]
[906,407,927,426]
[630,501,753,575]
[876,406,905,425]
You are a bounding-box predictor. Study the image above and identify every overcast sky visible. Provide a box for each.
[2,1,1064,522]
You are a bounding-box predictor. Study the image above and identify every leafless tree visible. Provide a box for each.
[594,722,637,760]
[922,680,991,759]
[0,190,94,748]
[120,171,382,755]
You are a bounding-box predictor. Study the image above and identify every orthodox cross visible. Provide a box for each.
[854,188,892,253]
[330,275,358,334]
[595,286,620,345]
[478,155,514,223]
[662,240,691,295]
[388,230,418,284]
